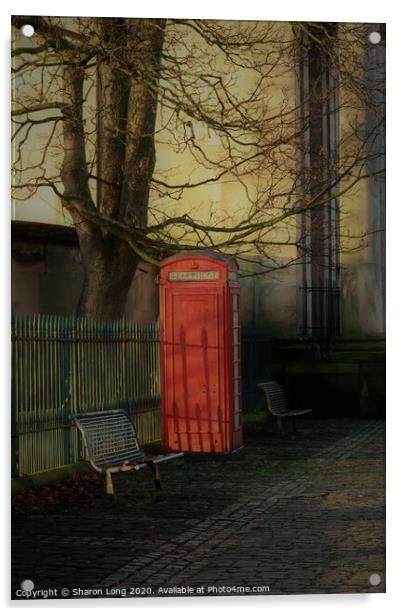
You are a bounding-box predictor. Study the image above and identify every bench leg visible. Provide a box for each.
[147,461,161,490]
[292,417,297,432]
[105,470,114,496]
[153,464,161,490]
[277,417,284,435]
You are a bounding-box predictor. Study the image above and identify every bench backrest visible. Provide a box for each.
[258,381,289,415]
[72,409,145,470]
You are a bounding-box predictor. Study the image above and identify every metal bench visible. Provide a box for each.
[257,381,312,434]
[71,409,184,496]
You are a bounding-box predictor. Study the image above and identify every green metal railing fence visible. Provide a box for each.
[11,314,161,477]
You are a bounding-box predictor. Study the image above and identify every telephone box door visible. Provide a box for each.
[163,289,227,452]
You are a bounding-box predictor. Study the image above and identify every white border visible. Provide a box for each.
[2,1,400,614]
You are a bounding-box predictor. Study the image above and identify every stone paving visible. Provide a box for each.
[11,418,385,599]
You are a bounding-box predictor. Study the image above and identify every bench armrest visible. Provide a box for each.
[150,452,184,464]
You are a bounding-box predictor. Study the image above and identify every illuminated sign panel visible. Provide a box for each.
[168,271,220,281]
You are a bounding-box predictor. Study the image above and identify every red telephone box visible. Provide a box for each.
[159,250,243,454]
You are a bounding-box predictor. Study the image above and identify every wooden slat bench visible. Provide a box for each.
[71,409,184,496]
[258,381,312,434]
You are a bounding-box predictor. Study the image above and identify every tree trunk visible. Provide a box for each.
[59,19,166,320]
[76,233,139,319]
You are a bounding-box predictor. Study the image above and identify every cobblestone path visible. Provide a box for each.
[12,419,385,598]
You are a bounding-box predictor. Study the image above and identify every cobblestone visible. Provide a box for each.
[12,418,385,597]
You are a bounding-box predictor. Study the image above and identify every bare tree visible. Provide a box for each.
[11,16,385,318]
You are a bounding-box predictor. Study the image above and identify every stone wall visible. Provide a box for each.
[11,221,158,321]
